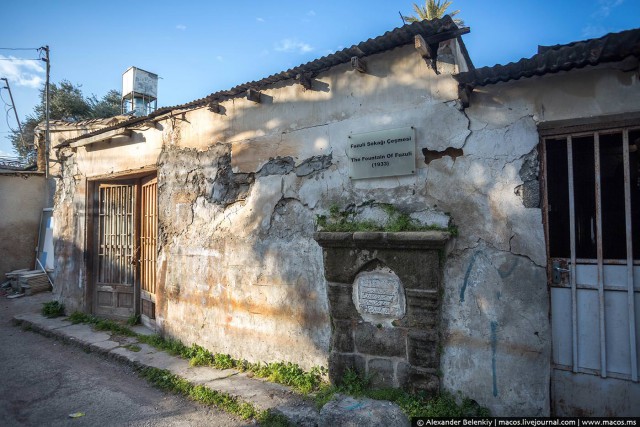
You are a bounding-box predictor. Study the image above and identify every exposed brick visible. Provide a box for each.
[394,289,440,328]
[323,248,361,283]
[368,358,395,389]
[328,352,355,385]
[327,282,359,320]
[407,330,439,369]
[396,361,410,389]
[407,366,439,396]
[331,319,354,352]
[354,323,407,358]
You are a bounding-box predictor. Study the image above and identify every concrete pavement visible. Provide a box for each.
[1,292,248,426]
[11,299,319,426]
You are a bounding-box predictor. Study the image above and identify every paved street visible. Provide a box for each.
[0,292,248,427]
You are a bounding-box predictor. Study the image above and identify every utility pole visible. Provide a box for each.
[40,45,50,179]
[0,77,25,148]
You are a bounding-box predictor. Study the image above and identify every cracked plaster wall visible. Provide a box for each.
[150,44,468,370]
[49,41,548,404]
[438,64,640,416]
[425,104,550,416]
[50,42,638,414]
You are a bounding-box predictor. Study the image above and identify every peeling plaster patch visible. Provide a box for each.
[422,147,464,165]
[257,157,295,177]
[295,153,332,177]
[514,149,540,208]
[212,153,255,207]
[255,153,333,178]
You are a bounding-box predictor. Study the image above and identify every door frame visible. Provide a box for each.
[85,170,157,320]
[540,114,640,414]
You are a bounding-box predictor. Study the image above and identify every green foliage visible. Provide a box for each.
[67,313,326,399]
[124,344,141,352]
[138,367,289,424]
[256,412,291,427]
[415,392,490,417]
[126,314,140,326]
[41,301,65,318]
[9,80,121,161]
[339,368,371,396]
[259,362,326,394]
[66,311,136,336]
[212,353,235,369]
[137,334,190,356]
[403,0,464,26]
[135,335,327,394]
[316,202,457,234]
[314,384,337,409]
[315,369,489,418]
[67,311,91,324]
[87,89,122,118]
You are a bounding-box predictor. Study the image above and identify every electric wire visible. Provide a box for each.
[0,47,39,51]
[0,87,23,146]
[0,58,42,61]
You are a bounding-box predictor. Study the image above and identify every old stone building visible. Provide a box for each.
[47,17,640,415]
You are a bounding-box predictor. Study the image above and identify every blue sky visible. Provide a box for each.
[1,0,638,157]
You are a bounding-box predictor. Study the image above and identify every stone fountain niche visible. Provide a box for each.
[314,231,449,395]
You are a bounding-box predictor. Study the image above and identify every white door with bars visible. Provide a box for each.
[544,125,640,415]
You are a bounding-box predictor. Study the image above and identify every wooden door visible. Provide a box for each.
[94,182,137,318]
[140,176,157,322]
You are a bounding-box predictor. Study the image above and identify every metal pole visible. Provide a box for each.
[1,78,25,147]
[41,46,50,179]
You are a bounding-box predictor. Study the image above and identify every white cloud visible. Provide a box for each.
[307,10,316,16]
[216,55,224,61]
[176,24,187,30]
[593,0,624,18]
[275,39,313,54]
[256,17,265,22]
[0,56,44,88]
[582,24,607,38]
[0,148,15,157]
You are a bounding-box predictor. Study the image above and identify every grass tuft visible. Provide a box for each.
[138,367,290,424]
[316,202,457,234]
[67,311,136,336]
[126,314,140,326]
[314,368,490,418]
[42,301,65,318]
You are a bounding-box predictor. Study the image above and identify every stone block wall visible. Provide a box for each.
[315,231,449,394]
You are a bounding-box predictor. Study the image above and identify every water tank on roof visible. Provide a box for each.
[122,66,158,117]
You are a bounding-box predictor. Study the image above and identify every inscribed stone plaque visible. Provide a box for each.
[348,127,416,180]
[353,268,406,323]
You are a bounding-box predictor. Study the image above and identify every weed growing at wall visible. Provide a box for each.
[315,368,490,418]
[126,314,140,326]
[138,367,289,426]
[41,301,65,318]
[67,311,136,337]
[316,202,458,235]
[179,343,326,393]
[66,313,326,395]
[137,333,191,355]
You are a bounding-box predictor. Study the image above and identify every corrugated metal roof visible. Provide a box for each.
[455,28,640,87]
[61,16,466,146]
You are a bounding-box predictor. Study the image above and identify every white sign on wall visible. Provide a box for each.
[348,127,416,180]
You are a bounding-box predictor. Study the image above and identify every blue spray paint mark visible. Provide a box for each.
[460,251,479,303]
[491,321,498,397]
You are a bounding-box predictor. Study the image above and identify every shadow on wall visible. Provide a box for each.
[52,42,548,383]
